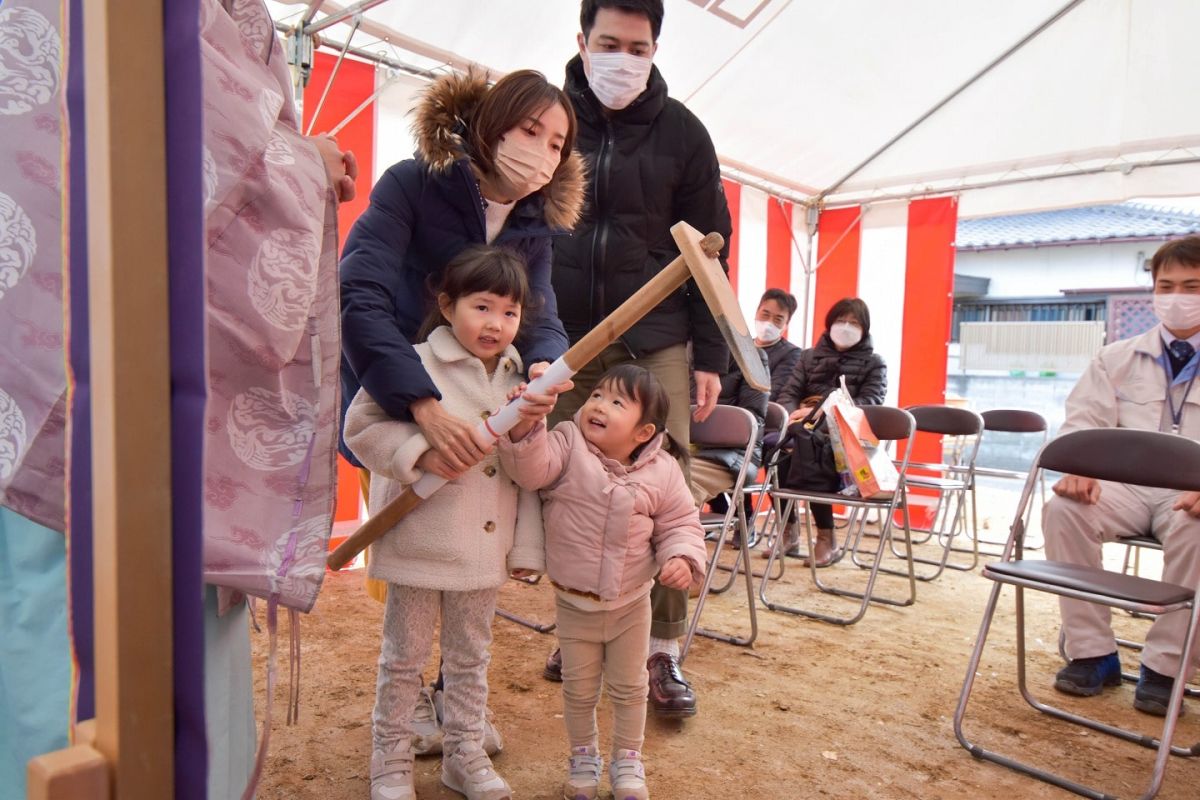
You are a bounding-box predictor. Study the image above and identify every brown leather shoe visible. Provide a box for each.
[542,647,563,682]
[802,528,843,568]
[647,652,697,717]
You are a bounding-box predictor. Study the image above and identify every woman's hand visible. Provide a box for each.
[658,557,694,590]
[410,397,492,473]
[310,134,358,203]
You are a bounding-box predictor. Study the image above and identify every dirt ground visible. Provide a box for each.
[253,486,1200,799]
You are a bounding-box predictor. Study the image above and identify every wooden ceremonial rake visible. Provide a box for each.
[327,221,770,571]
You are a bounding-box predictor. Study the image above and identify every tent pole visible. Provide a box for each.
[817,0,1088,201]
[304,0,392,36]
[821,155,1200,209]
[304,14,361,135]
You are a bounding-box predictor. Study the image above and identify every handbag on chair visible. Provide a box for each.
[768,399,842,493]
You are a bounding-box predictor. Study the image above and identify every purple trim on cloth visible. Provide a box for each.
[164,0,209,795]
[66,0,95,725]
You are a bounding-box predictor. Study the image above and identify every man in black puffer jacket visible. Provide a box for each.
[541,0,733,719]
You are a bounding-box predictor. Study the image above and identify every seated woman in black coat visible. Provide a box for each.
[774,297,887,566]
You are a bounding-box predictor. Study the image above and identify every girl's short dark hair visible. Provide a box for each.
[824,297,871,336]
[417,245,531,341]
[593,363,688,465]
[759,288,797,321]
[468,70,577,186]
[1151,235,1200,279]
[580,0,664,42]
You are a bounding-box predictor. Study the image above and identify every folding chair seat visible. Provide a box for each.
[758,405,917,626]
[858,405,983,581]
[681,405,759,660]
[954,427,1200,800]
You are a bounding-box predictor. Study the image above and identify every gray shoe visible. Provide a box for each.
[370,742,415,800]
[431,688,504,755]
[412,685,443,756]
[441,744,512,800]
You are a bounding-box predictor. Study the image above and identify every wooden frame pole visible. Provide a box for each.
[83,0,175,795]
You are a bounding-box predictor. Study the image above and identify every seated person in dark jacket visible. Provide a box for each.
[772,297,887,567]
[690,349,770,509]
[754,288,804,405]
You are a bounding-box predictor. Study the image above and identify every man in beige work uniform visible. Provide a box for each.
[1048,235,1200,716]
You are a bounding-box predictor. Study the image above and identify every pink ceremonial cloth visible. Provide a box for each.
[0,1,69,531]
[200,0,340,613]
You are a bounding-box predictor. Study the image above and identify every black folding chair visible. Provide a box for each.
[961,409,1049,553]
[954,427,1200,800]
[859,405,983,580]
[759,405,917,626]
[682,405,759,661]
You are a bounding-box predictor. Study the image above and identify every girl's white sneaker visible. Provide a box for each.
[563,744,602,800]
[370,742,415,800]
[609,749,649,800]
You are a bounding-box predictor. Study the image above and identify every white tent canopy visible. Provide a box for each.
[272,0,1200,217]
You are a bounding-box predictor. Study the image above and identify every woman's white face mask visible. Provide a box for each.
[583,51,652,111]
[493,133,559,199]
[829,322,863,350]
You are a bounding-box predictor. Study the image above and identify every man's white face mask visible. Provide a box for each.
[1154,292,1200,333]
[583,51,652,111]
[755,319,782,344]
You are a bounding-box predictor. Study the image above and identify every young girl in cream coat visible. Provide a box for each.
[345,246,556,800]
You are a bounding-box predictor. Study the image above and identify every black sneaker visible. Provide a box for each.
[1134,664,1183,717]
[1054,652,1122,696]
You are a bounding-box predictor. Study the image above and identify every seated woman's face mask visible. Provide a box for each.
[829,321,862,349]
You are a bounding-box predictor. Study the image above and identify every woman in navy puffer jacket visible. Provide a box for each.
[340,69,586,472]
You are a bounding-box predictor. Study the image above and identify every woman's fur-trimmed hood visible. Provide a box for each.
[412,69,586,231]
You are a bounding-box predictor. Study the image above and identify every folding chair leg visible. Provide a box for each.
[760,496,917,626]
[496,574,556,633]
[682,505,758,661]
[713,489,780,587]
[956,583,1200,800]
[495,608,557,633]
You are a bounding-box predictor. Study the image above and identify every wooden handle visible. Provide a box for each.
[564,231,723,371]
[327,231,726,572]
[327,487,423,571]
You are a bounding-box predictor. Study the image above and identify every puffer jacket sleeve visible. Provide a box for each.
[649,460,708,584]
[776,349,814,413]
[516,237,570,376]
[507,487,546,574]
[771,343,804,402]
[340,161,440,420]
[343,387,431,485]
[496,420,572,491]
[673,112,733,375]
[853,354,888,406]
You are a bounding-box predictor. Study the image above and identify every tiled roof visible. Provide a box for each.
[957,203,1200,249]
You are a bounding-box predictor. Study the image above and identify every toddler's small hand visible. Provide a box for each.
[658,557,693,590]
[416,448,467,481]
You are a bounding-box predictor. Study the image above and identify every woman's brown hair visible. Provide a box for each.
[467,70,577,184]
